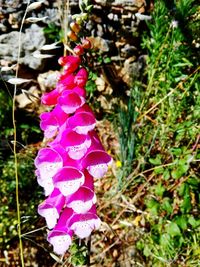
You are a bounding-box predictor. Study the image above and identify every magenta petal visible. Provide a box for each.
[35,148,63,178]
[57,74,75,92]
[47,208,74,254]
[38,189,65,229]
[60,130,91,160]
[82,150,112,178]
[37,175,54,196]
[73,86,86,98]
[68,206,101,238]
[58,91,85,114]
[82,170,94,190]
[48,231,72,255]
[74,68,88,87]
[53,167,85,196]
[67,112,96,134]
[76,103,95,115]
[40,114,58,138]
[66,186,96,214]
[40,106,68,138]
[35,148,63,195]
[41,88,60,106]
[58,55,81,74]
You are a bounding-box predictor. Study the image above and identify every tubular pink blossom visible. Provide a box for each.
[74,68,88,87]
[38,188,65,229]
[35,148,64,195]
[40,105,68,138]
[56,73,75,92]
[68,205,101,239]
[58,55,81,73]
[53,166,85,196]
[59,130,91,160]
[81,150,112,178]
[41,88,60,106]
[48,208,74,255]
[58,91,85,114]
[66,186,96,214]
[67,111,96,134]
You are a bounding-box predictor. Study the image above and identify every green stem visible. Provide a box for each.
[12,2,30,266]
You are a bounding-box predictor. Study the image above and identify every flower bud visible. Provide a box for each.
[82,38,91,49]
[74,45,84,56]
[70,22,81,33]
[67,31,78,42]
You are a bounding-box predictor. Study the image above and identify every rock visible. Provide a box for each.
[0,24,46,70]
[121,44,137,57]
[15,86,40,109]
[37,70,59,92]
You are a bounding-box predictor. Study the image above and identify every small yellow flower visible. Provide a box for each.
[116,160,122,168]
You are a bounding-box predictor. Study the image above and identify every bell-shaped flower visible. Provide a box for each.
[35,148,63,195]
[38,188,65,229]
[67,111,96,135]
[58,55,81,74]
[57,73,75,92]
[66,186,96,214]
[58,90,85,114]
[41,88,60,106]
[82,150,112,178]
[76,103,95,115]
[72,86,86,98]
[82,170,95,190]
[60,130,91,160]
[40,105,68,138]
[53,166,85,196]
[74,68,88,87]
[68,205,101,239]
[48,208,74,255]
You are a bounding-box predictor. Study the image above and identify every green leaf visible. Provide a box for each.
[146,198,160,215]
[163,169,170,180]
[167,222,181,237]
[178,183,186,196]
[160,233,171,249]
[171,162,189,179]
[180,195,192,213]
[155,182,165,197]
[154,167,164,174]
[149,155,162,165]
[170,147,182,156]
[162,197,173,215]
[188,216,200,228]
[175,216,188,230]
[143,245,151,257]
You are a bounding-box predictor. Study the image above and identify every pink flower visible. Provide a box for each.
[35,44,112,254]
[74,68,88,87]
[56,73,75,92]
[74,45,84,56]
[68,205,101,239]
[40,105,68,138]
[58,90,85,114]
[59,130,91,160]
[53,166,85,196]
[58,55,81,74]
[41,88,60,106]
[38,188,65,229]
[67,111,96,134]
[82,150,112,178]
[35,148,63,195]
[48,208,74,255]
[66,186,96,214]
